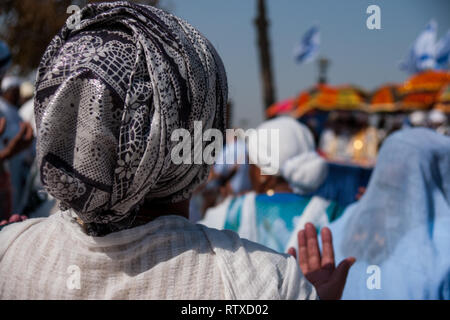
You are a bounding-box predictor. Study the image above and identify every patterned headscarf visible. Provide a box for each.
[35,1,227,235]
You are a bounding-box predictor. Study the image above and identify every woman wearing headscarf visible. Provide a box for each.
[0,2,353,300]
[324,128,450,299]
[201,116,345,254]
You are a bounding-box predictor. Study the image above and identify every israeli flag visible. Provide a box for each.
[436,30,450,69]
[399,20,437,73]
[294,26,320,64]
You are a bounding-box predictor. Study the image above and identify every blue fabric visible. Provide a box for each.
[312,162,372,207]
[0,40,11,77]
[254,193,311,253]
[223,193,344,253]
[329,128,450,299]
[223,196,245,232]
[298,110,330,139]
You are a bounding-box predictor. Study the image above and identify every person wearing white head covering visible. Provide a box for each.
[409,110,427,127]
[201,116,343,254]
[428,109,449,136]
[1,76,22,94]
[248,116,328,194]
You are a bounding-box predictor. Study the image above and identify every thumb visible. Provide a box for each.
[332,257,356,288]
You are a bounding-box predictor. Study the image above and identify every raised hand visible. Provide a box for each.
[288,223,355,300]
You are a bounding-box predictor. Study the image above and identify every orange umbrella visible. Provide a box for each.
[292,84,368,118]
[434,84,450,113]
[368,84,401,113]
[398,70,450,110]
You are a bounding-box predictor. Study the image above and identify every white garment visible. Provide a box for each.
[0,211,317,300]
[248,116,328,194]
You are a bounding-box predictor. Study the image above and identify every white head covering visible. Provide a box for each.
[428,109,447,124]
[248,116,328,194]
[1,75,22,92]
[409,111,427,126]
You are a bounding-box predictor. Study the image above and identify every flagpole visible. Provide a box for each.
[317,56,330,84]
[254,0,277,115]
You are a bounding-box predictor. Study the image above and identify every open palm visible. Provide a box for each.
[288,223,355,300]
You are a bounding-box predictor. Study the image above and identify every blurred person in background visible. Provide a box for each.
[201,116,344,254]
[408,110,428,128]
[327,128,450,299]
[319,111,378,165]
[0,41,34,219]
[16,79,54,218]
[428,109,449,136]
[1,74,34,215]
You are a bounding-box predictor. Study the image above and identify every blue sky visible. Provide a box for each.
[168,0,450,128]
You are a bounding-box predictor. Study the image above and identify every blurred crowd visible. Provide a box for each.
[0,42,56,223]
[309,109,449,166]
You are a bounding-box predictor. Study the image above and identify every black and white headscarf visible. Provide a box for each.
[35,1,227,235]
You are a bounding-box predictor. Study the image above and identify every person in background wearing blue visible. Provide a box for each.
[324,127,450,299]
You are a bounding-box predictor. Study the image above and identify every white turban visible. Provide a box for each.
[248,116,328,194]
[1,75,22,92]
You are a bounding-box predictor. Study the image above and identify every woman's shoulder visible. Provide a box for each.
[0,216,53,258]
[198,224,316,299]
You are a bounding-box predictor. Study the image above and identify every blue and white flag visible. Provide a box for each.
[294,26,320,64]
[399,20,438,73]
[436,30,450,70]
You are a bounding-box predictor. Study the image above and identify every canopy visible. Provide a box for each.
[291,84,368,118]
[265,70,450,119]
[397,70,450,110]
[434,84,450,113]
[367,84,401,113]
